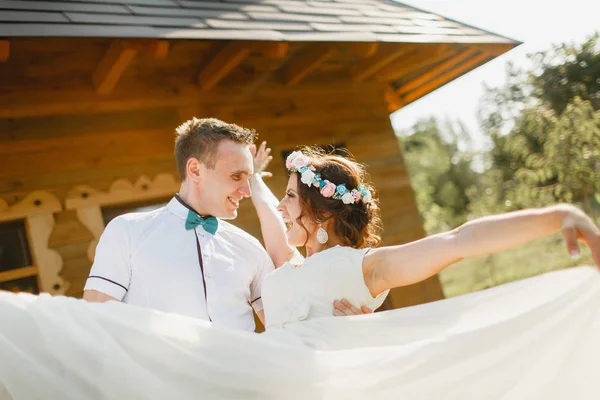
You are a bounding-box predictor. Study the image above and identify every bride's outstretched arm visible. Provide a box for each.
[364,204,600,296]
[249,142,298,268]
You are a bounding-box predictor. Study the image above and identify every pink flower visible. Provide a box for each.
[285,151,302,169]
[291,154,309,169]
[351,189,361,202]
[320,181,336,198]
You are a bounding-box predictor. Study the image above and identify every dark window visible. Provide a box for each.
[0,276,39,294]
[102,198,170,226]
[0,220,32,273]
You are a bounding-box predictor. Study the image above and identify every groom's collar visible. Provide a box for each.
[167,194,212,220]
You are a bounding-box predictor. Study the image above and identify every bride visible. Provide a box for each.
[249,143,600,326]
[1,145,599,399]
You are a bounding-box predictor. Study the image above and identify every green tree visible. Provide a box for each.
[511,98,600,217]
[532,33,600,114]
[399,118,480,234]
[475,33,600,217]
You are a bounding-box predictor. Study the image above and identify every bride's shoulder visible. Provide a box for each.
[307,246,369,265]
[279,250,304,269]
[277,246,370,270]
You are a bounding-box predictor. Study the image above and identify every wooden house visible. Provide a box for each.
[0,0,518,311]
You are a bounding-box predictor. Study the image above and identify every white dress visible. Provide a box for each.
[261,246,388,329]
[1,246,600,399]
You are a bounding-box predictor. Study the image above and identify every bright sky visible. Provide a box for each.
[391,0,600,150]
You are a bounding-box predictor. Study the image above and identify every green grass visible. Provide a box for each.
[439,232,595,298]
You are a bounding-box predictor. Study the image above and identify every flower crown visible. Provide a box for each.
[285,151,372,205]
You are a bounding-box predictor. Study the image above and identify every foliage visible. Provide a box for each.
[398,33,600,295]
[531,33,600,114]
[398,118,479,234]
[509,98,600,217]
[474,34,600,219]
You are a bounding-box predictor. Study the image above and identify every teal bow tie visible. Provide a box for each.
[185,210,218,235]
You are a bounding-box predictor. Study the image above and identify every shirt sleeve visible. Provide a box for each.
[84,216,132,300]
[250,248,275,312]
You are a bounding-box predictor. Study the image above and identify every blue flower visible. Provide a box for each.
[336,184,347,196]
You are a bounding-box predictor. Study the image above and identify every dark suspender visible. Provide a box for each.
[175,194,213,322]
[194,230,212,322]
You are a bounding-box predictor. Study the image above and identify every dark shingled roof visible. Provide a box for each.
[0,0,518,43]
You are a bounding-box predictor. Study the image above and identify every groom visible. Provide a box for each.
[84,118,366,331]
[84,118,274,330]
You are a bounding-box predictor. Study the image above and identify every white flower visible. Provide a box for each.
[286,151,303,169]
[342,192,355,204]
[291,154,309,169]
[362,191,372,203]
[300,169,316,186]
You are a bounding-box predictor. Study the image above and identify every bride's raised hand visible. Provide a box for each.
[560,205,600,268]
[250,141,273,179]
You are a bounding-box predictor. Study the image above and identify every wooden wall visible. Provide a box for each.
[0,81,443,306]
[0,35,444,305]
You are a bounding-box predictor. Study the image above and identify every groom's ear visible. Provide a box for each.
[185,157,203,183]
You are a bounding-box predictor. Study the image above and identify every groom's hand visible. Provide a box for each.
[333,299,373,316]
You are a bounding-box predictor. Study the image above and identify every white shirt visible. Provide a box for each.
[84,196,274,331]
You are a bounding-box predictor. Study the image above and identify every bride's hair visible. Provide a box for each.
[293,146,382,249]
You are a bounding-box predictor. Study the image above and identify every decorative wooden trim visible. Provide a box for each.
[93,40,138,95]
[0,191,62,223]
[0,191,66,295]
[0,266,38,283]
[283,45,336,87]
[65,173,179,210]
[26,213,68,295]
[0,40,9,62]
[65,174,180,262]
[75,206,105,263]
[198,41,251,91]
[351,44,416,82]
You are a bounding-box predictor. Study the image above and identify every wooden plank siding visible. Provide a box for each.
[0,0,518,307]
[0,80,442,305]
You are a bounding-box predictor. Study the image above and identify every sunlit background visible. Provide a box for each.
[391,0,600,296]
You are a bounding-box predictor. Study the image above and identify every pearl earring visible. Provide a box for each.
[316,224,329,244]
